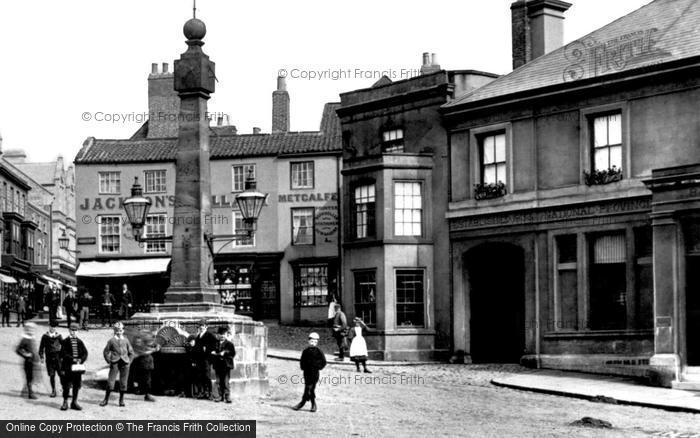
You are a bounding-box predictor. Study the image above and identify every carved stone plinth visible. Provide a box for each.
[123,306,268,396]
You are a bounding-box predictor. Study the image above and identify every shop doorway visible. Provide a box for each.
[466,243,525,363]
[686,255,700,365]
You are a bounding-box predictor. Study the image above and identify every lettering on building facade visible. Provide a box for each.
[449,198,652,232]
[278,192,338,203]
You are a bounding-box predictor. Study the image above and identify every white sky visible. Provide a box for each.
[0,0,651,164]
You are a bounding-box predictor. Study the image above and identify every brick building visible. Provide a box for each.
[74,68,341,322]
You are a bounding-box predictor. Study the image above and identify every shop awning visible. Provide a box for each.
[41,275,63,288]
[0,273,17,284]
[76,258,171,278]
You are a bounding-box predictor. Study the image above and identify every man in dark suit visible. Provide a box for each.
[62,291,77,327]
[100,322,135,407]
[16,294,27,327]
[59,323,88,411]
[192,320,217,400]
[100,285,115,327]
[211,326,236,403]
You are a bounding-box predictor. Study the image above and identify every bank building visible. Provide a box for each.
[74,64,341,324]
[443,0,700,387]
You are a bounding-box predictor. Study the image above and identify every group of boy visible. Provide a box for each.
[17,321,88,410]
[185,320,237,403]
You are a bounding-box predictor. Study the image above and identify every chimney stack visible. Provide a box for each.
[420,52,441,75]
[147,62,179,138]
[511,0,572,70]
[272,75,290,134]
[253,127,261,135]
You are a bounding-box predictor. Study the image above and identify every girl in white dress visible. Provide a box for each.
[348,317,371,373]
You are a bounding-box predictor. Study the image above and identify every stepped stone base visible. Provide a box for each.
[122,304,268,396]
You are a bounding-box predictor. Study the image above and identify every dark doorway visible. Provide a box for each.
[467,243,525,363]
[687,255,700,365]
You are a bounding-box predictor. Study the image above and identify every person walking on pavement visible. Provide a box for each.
[1,298,10,327]
[62,291,77,328]
[348,317,372,373]
[211,326,236,403]
[120,283,133,319]
[100,322,135,407]
[16,294,27,327]
[59,323,88,411]
[39,321,63,397]
[192,319,217,400]
[292,332,327,413]
[78,289,92,330]
[15,322,39,399]
[100,285,115,327]
[48,286,60,327]
[132,329,159,402]
[331,304,348,361]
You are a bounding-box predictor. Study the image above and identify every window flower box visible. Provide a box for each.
[584,166,623,186]
[474,181,507,200]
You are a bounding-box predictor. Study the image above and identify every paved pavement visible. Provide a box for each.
[492,369,700,414]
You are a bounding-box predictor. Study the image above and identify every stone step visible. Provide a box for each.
[672,380,700,391]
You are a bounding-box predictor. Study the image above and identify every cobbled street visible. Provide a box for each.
[0,324,699,437]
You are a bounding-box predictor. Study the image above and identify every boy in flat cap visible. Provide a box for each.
[292,332,326,413]
[16,322,39,399]
[100,322,134,407]
[39,321,63,397]
[60,323,88,410]
[212,326,236,403]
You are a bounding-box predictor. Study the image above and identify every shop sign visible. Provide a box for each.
[315,207,338,236]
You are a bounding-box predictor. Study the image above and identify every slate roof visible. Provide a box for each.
[10,162,57,185]
[74,103,342,164]
[443,0,700,109]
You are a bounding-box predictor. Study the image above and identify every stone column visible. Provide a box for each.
[164,17,219,304]
[649,211,681,386]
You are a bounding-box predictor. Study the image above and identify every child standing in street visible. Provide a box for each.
[1,299,10,327]
[16,322,39,399]
[348,317,371,373]
[39,321,63,397]
[292,332,326,413]
[212,326,236,403]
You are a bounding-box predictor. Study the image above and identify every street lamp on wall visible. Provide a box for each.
[58,230,80,254]
[121,168,268,256]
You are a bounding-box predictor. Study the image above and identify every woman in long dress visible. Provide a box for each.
[348,317,371,373]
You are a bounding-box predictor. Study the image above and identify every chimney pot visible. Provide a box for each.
[277,75,287,91]
[431,53,438,66]
[422,52,431,67]
[253,127,261,135]
[151,63,158,74]
[162,63,169,73]
[217,115,223,126]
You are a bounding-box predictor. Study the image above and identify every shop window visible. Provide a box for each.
[232,211,254,247]
[555,234,578,330]
[635,226,653,329]
[98,215,121,254]
[589,233,627,330]
[294,264,328,307]
[232,164,255,192]
[144,170,167,193]
[396,269,424,327]
[144,214,166,253]
[353,184,375,239]
[98,171,121,194]
[354,270,376,327]
[292,208,314,245]
[394,182,422,237]
[290,161,314,189]
[382,128,404,153]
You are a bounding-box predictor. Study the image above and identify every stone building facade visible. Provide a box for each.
[443,0,700,386]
